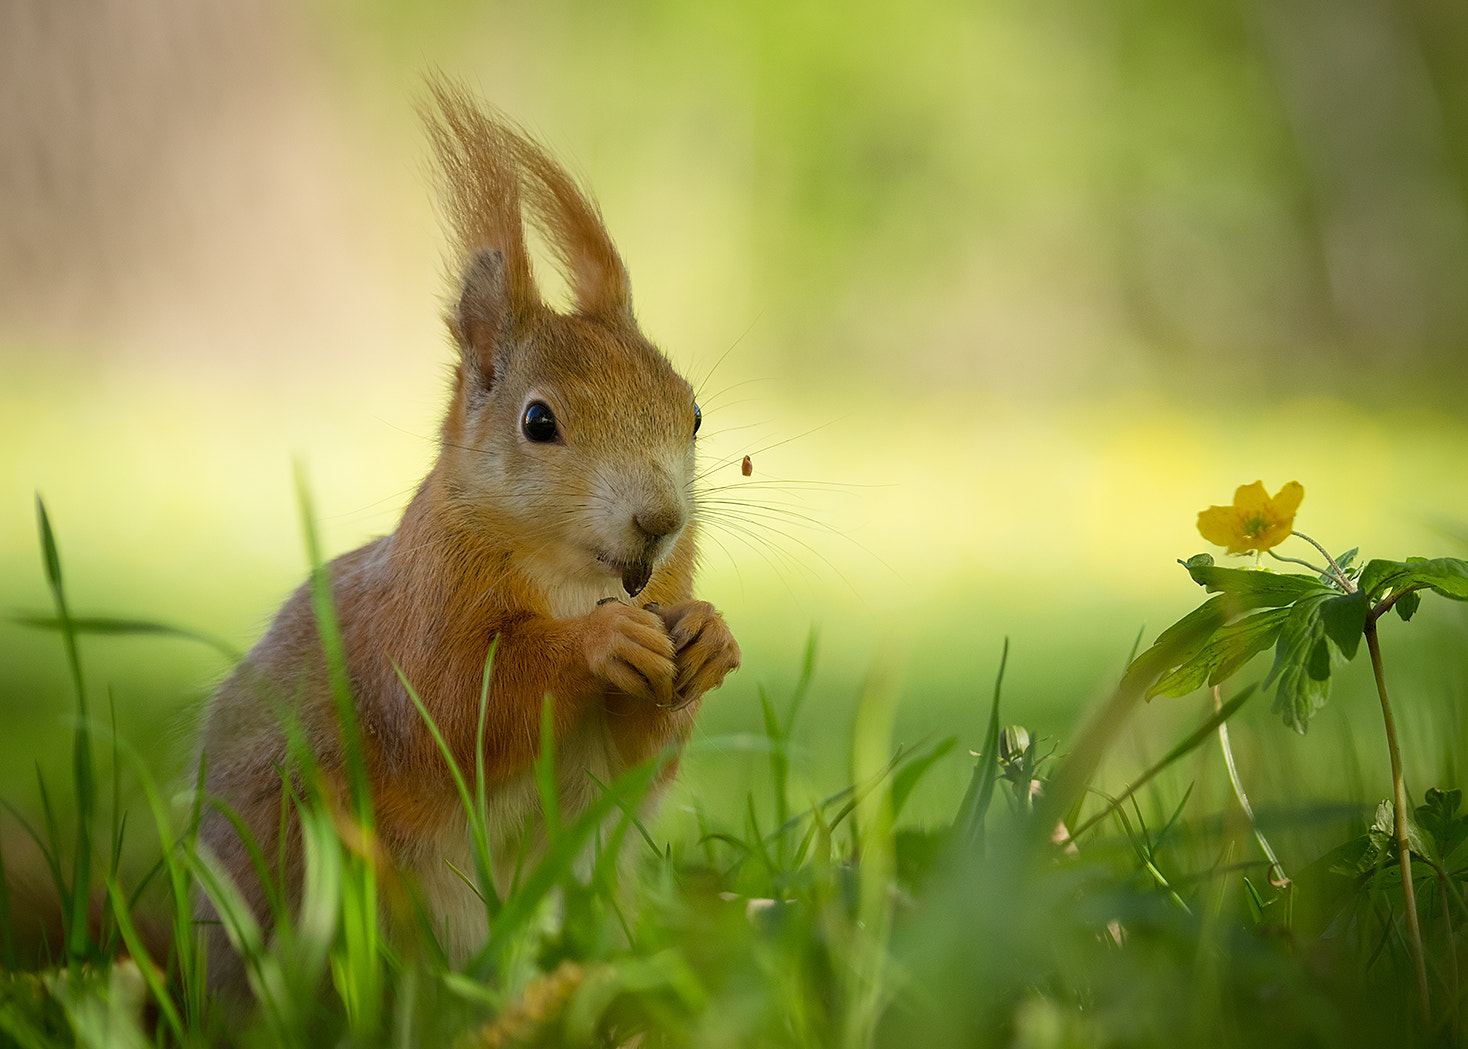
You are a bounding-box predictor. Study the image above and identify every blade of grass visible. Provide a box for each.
[759,687,789,861]
[0,824,14,970]
[846,654,901,1049]
[471,759,660,973]
[0,1004,54,1049]
[1040,602,1227,839]
[533,695,561,842]
[35,497,94,969]
[10,614,243,664]
[586,770,661,856]
[955,639,1008,854]
[474,639,503,912]
[1070,685,1256,841]
[891,736,957,823]
[296,468,384,1034]
[766,630,819,865]
[395,660,500,920]
[294,467,372,829]
[105,879,185,1045]
[190,845,293,1039]
[97,730,204,1029]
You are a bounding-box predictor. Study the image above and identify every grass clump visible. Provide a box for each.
[4,490,1468,1048]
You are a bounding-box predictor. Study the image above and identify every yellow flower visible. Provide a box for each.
[1197,481,1304,555]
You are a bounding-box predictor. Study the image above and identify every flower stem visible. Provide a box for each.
[1266,548,1330,578]
[1364,616,1430,1026]
[1213,687,1288,887]
[1289,530,1355,592]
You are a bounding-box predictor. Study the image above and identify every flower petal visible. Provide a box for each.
[1196,480,1306,555]
[1232,481,1269,513]
[1272,481,1304,519]
[1198,506,1249,553]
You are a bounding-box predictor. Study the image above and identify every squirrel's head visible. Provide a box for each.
[426,81,700,605]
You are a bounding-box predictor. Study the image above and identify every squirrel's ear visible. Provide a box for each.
[454,249,511,389]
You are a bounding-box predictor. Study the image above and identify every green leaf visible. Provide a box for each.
[1416,787,1468,864]
[1147,607,1288,699]
[1127,594,1231,685]
[13,613,243,663]
[1180,555,1331,607]
[1307,636,1331,680]
[1360,556,1468,604]
[1265,594,1337,733]
[1241,875,1266,925]
[1395,590,1422,622]
[1318,589,1367,661]
[1361,800,1431,871]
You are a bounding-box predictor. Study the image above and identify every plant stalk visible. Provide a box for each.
[1289,530,1355,592]
[1439,867,1461,1043]
[1213,687,1287,887]
[1364,616,1430,1026]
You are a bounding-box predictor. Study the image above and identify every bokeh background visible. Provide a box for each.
[3,0,1467,839]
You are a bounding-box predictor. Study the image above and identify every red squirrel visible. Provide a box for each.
[195,80,741,985]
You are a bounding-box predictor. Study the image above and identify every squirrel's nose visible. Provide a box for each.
[634,505,684,540]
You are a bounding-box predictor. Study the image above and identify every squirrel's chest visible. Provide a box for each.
[406,711,623,958]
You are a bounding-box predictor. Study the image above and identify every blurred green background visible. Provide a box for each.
[3,0,1467,843]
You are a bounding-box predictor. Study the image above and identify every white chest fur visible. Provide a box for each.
[407,707,623,961]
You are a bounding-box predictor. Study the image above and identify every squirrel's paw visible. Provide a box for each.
[581,602,676,706]
[655,601,741,709]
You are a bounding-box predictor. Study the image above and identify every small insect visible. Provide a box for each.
[741,455,753,477]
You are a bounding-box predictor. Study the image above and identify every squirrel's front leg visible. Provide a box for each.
[594,600,737,769]
[575,600,678,707]
[444,601,676,779]
[654,601,741,710]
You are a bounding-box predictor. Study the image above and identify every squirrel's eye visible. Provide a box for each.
[522,402,559,443]
[693,402,702,436]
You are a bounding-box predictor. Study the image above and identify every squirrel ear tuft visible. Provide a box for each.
[455,248,510,389]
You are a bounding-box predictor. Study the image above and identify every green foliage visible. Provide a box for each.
[953,639,1007,854]
[8,501,1468,1047]
[1361,556,1468,604]
[1142,550,1468,733]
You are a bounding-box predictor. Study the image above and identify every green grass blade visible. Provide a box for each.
[787,628,818,733]
[586,770,661,856]
[760,687,789,838]
[105,879,186,1045]
[104,733,206,1033]
[471,760,660,973]
[829,746,906,832]
[955,639,1008,853]
[1070,685,1257,841]
[35,497,95,968]
[10,614,243,664]
[534,694,561,842]
[0,826,14,970]
[890,736,958,823]
[475,638,503,913]
[294,466,372,829]
[395,661,500,921]
[0,1001,56,1049]
[27,774,70,959]
[189,846,292,1040]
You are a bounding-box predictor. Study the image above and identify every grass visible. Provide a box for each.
[2,495,1467,1047]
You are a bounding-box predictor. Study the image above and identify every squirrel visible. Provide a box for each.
[195,80,741,990]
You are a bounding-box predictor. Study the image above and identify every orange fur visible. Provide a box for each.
[196,80,740,992]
